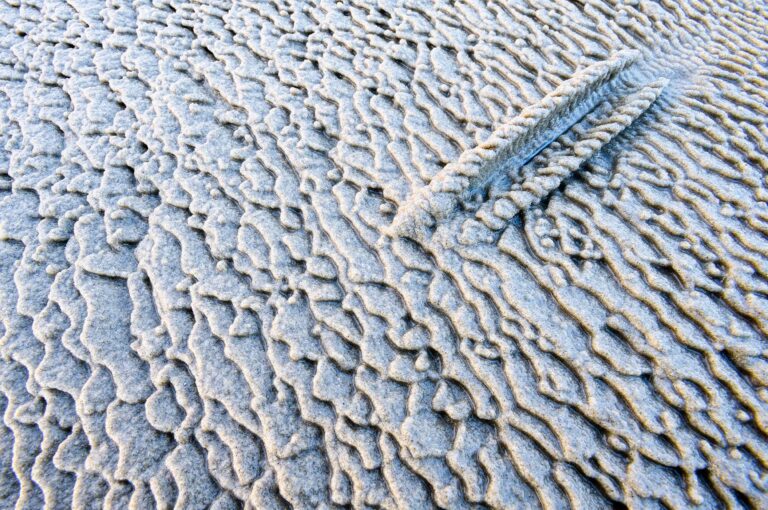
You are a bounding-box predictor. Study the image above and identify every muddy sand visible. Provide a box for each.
[1,0,768,508]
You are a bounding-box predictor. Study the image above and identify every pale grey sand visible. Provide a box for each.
[1,0,768,508]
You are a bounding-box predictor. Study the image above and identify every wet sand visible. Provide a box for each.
[1,0,767,508]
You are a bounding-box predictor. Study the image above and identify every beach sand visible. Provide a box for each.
[1,0,767,507]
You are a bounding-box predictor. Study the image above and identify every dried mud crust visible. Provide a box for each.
[0,0,767,508]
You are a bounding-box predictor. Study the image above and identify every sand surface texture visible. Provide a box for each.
[1,0,768,508]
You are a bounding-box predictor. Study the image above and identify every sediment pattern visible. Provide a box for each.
[0,0,767,508]
[469,77,668,237]
[388,49,639,242]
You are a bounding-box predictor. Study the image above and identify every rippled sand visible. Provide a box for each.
[1,0,767,508]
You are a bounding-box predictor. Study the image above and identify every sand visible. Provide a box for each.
[1,0,767,508]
